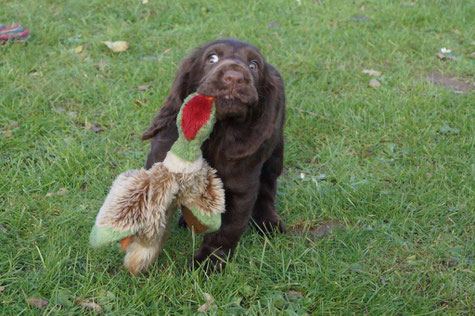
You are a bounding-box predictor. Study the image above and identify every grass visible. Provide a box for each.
[1,0,474,314]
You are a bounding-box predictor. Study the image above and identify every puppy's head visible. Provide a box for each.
[142,39,280,145]
[183,39,267,120]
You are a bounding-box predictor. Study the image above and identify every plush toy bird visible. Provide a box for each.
[89,93,225,275]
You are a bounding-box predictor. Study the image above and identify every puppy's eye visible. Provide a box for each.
[208,54,219,64]
[249,60,258,70]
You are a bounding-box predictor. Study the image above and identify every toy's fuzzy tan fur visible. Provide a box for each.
[96,158,225,275]
[162,151,204,174]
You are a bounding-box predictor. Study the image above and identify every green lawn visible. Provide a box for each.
[1,0,474,314]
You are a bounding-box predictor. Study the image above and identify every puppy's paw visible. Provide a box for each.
[253,215,286,235]
[192,248,227,273]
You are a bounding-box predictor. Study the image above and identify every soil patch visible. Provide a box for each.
[290,220,345,240]
[426,71,474,93]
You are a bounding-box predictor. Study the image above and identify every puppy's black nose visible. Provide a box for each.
[222,70,244,87]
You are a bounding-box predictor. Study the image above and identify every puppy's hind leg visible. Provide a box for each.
[252,139,286,235]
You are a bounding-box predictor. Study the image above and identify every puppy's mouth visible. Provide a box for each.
[212,96,249,120]
[197,86,255,104]
[196,67,259,120]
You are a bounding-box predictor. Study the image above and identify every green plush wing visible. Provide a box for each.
[89,225,134,248]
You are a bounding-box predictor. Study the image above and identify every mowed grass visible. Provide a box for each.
[1,0,474,314]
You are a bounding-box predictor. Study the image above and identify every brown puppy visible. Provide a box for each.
[142,39,286,269]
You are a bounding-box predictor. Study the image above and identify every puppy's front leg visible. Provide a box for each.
[193,189,258,271]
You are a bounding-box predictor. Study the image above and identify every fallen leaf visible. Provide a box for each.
[197,293,215,313]
[74,45,85,53]
[362,69,382,76]
[453,29,461,35]
[89,124,103,133]
[45,192,53,197]
[9,121,19,128]
[103,41,129,53]
[137,84,151,91]
[26,297,48,309]
[359,5,365,11]
[56,188,68,196]
[369,79,381,87]
[0,286,4,293]
[286,290,302,301]
[68,111,78,119]
[470,52,475,58]
[77,299,103,313]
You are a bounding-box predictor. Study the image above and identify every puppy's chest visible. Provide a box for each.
[201,138,227,170]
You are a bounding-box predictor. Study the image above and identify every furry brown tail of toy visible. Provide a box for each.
[122,199,177,275]
[123,232,169,275]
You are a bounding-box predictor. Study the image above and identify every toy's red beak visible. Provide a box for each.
[181,94,215,140]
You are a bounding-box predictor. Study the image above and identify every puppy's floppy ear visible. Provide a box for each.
[225,63,285,160]
[142,49,202,140]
